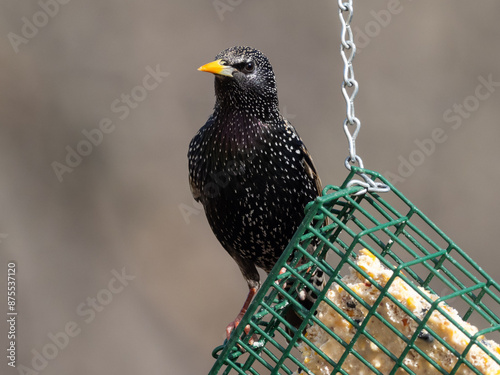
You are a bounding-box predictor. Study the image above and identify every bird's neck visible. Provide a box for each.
[214,98,280,124]
[206,103,283,161]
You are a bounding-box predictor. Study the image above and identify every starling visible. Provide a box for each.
[188,46,322,340]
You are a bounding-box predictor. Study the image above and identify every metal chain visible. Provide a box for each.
[338,0,389,195]
[338,0,360,163]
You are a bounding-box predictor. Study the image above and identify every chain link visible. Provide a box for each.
[338,0,389,195]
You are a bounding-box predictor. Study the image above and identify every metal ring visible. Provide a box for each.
[344,155,364,170]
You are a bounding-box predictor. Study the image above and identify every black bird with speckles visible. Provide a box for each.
[188,46,322,340]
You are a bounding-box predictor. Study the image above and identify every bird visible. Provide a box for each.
[188,46,322,342]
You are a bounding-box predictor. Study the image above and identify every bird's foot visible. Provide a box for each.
[226,316,257,347]
[225,287,259,348]
[225,316,245,340]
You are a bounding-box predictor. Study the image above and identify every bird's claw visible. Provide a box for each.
[226,318,257,347]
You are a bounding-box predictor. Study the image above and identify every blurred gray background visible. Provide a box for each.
[1,1,500,374]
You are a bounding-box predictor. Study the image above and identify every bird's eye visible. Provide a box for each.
[242,61,255,73]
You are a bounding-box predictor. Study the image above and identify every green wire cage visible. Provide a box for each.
[209,167,500,375]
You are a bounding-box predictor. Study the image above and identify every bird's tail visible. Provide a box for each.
[282,267,326,340]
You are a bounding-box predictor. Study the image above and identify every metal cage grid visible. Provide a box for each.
[210,167,500,375]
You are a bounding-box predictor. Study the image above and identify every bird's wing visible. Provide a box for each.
[284,119,322,196]
[188,125,207,203]
[189,175,201,202]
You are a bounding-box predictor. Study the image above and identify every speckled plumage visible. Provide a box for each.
[188,47,321,333]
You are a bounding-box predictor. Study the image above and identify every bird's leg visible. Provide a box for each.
[226,286,257,341]
[227,255,260,346]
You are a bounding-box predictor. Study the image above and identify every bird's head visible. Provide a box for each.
[198,46,279,110]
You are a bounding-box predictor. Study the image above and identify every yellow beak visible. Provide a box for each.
[197,59,236,77]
